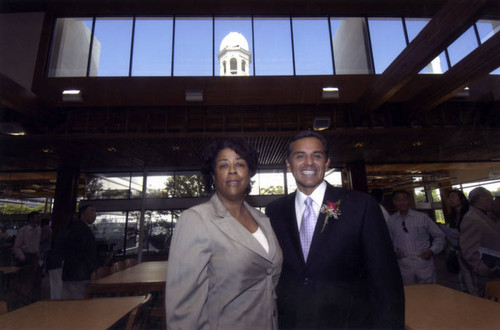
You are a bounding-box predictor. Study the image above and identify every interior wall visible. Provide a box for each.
[0,12,45,90]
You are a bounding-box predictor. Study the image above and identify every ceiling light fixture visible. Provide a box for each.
[62,89,82,102]
[0,122,26,135]
[185,90,203,102]
[321,87,339,99]
[313,117,331,131]
[454,87,470,98]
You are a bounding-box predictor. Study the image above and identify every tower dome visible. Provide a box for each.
[218,32,252,76]
[220,32,249,52]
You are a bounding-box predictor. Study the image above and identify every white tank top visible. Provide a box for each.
[252,227,269,253]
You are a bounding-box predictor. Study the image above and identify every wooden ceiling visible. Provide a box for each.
[0,0,499,198]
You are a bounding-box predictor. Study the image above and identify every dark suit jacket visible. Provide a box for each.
[61,219,98,281]
[266,184,405,329]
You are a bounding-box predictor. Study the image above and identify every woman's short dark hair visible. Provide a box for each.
[200,138,258,194]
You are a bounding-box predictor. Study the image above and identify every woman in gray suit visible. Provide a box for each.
[166,138,283,330]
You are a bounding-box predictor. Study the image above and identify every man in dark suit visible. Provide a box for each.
[266,131,405,329]
[61,204,99,299]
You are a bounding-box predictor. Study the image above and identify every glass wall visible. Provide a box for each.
[367,18,406,74]
[330,17,372,74]
[250,169,285,195]
[47,15,500,77]
[447,26,478,67]
[214,17,253,76]
[292,17,333,75]
[85,173,142,199]
[253,17,294,76]
[405,18,448,74]
[89,17,133,77]
[47,17,93,77]
[132,17,173,76]
[93,211,129,254]
[173,17,213,76]
[476,19,500,74]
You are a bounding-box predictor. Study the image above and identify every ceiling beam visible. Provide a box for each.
[0,73,58,122]
[405,30,500,117]
[355,0,492,119]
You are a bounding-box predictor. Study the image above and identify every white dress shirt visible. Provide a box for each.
[294,181,327,229]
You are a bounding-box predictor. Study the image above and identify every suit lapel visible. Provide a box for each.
[306,184,343,266]
[281,192,306,264]
[209,194,274,262]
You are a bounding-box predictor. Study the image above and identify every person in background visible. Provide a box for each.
[447,189,470,231]
[39,217,52,274]
[371,187,390,221]
[166,138,282,330]
[0,226,13,268]
[443,190,469,288]
[61,205,98,299]
[0,225,10,241]
[387,190,445,285]
[459,187,500,296]
[13,211,41,265]
[266,131,404,329]
[491,195,500,221]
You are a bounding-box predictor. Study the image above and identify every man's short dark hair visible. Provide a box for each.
[287,131,330,160]
[392,190,411,200]
[27,211,40,221]
[78,205,94,219]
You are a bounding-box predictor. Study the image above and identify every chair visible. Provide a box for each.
[111,260,127,273]
[0,300,8,315]
[124,258,138,268]
[125,294,152,330]
[485,281,500,302]
[7,264,40,310]
[91,266,112,281]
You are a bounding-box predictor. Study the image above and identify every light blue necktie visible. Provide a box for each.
[300,197,316,261]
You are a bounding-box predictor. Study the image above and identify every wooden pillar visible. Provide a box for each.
[345,159,368,193]
[51,167,80,240]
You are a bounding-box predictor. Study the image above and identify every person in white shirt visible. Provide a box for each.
[387,190,445,284]
[13,211,41,265]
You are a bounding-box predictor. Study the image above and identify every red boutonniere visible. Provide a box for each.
[320,200,341,233]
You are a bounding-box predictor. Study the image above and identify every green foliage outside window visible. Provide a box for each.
[414,191,427,203]
[0,204,45,215]
[259,185,284,195]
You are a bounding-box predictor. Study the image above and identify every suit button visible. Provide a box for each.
[267,268,272,275]
[304,277,311,285]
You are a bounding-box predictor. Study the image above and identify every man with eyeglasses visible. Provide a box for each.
[387,190,445,285]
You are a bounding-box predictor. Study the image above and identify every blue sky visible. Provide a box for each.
[74,16,498,77]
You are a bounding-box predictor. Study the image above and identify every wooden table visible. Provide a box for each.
[405,284,500,329]
[0,266,21,275]
[0,296,145,330]
[89,261,167,292]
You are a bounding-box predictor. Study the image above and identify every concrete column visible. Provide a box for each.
[345,160,368,193]
[51,167,79,240]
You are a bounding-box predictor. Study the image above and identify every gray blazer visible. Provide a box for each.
[460,206,500,275]
[166,193,283,330]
